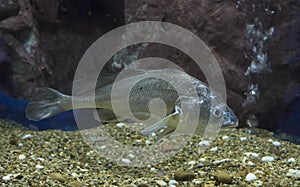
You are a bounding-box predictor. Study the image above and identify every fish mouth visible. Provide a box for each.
[222,107,239,128]
[223,121,239,128]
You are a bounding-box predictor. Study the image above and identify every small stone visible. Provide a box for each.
[145,140,151,145]
[188,161,196,165]
[213,170,232,184]
[100,145,106,150]
[239,137,247,141]
[245,173,257,181]
[287,158,296,163]
[272,141,281,146]
[71,173,78,178]
[116,123,125,128]
[18,154,26,160]
[247,161,256,166]
[244,152,259,158]
[210,147,218,152]
[35,164,44,169]
[50,173,66,183]
[286,169,300,178]
[198,140,211,147]
[150,167,156,172]
[169,180,178,185]
[213,159,231,165]
[199,158,206,162]
[37,157,45,162]
[151,133,156,137]
[79,168,88,172]
[2,175,11,181]
[174,171,195,181]
[21,134,32,140]
[121,158,131,164]
[261,156,274,162]
[222,135,229,140]
[155,180,167,186]
[128,154,135,159]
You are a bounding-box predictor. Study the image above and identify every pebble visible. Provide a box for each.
[37,157,45,162]
[122,158,131,164]
[222,135,229,140]
[244,152,259,158]
[169,180,178,185]
[261,156,275,162]
[198,140,211,147]
[272,141,281,146]
[116,123,125,128]
[150,168,156,172]
[213,170,232,184]
[210,147,218,152]
[239,137,247,141]
[128,154,135,159]
[50,173,66,183]
[188,161,196,165]
[247,161,256,166]
[21,134,32,140]
[199,158,206,162]
[155,180,167,186]
[213,158,231,165]
[35,164,44,169]
[100,145,106,150]
[174,171,195,181]
[151,133,156,137]
[288,158,296,163]
[245,173,257,181]
[18,154,26,160]
[2,175,11,181]
[145,140,151,145]
[71,173,78,178]
[286,169,300,178]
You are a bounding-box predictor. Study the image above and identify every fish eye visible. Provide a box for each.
[212,107,223,118]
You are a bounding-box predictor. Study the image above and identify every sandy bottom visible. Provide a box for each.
[1,119,300,187]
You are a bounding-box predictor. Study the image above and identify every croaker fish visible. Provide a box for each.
[25,68,238,142]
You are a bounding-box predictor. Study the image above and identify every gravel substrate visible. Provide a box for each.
[1,119,300,186]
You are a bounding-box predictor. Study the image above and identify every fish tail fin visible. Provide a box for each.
[25,87,72,121]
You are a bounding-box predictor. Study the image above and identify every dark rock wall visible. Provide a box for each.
[0,0,124,97]
[124,0,300,130]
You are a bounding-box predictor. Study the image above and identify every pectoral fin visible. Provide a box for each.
[141,112,181,143]
[141,112,180,134]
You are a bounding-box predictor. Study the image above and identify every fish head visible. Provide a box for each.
[220,106,239,128]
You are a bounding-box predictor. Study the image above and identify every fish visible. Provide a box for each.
[25,68,238,142]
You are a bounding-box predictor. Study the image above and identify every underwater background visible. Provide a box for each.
[0,0,300,186]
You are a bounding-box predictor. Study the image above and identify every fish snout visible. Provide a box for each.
[222,107,239,128]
